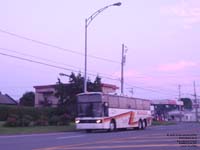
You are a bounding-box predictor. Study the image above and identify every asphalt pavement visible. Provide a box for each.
[0,122,199,150]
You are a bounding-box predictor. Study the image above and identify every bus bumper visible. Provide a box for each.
[76,123,108,130]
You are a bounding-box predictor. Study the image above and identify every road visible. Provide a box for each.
[0,122,199,150]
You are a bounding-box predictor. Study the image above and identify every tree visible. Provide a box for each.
[91,75,102,92]
[19,92,35,106]
[180,98,192,110]
[54,72,102,118]
[54,78,69,106]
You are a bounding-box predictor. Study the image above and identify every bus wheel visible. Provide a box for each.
[138,120,143,130]
[86,129,92,133]
[143,120,147,129]
[109,120,116,132]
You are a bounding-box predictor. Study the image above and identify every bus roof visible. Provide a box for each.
[77,92,103,96]
[76,92,150,102]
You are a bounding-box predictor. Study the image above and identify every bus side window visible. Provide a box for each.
[103,102,109,117]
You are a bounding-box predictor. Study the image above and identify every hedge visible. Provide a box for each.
[0,105,72,126]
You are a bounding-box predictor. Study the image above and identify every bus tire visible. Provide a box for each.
[109,120,116,132]
[143,119,147,129]
[138,120,143,130]
[86,129,92,133]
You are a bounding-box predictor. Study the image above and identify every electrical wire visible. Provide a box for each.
[124,82,179,97]
[0,28,120,64]
[0,51,181,97]
[0,47,119,79]
[0,51,119,81]
[0,47,197,98]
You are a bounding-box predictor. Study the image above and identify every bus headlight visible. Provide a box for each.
[75,119,80,124]
[96,119,102,124]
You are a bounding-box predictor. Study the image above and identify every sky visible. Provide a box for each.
[0,0,200,101]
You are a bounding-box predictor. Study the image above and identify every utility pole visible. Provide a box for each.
[121,44,124,95]
[178,84,181,100]
[129,88,134,97]
[193,81,198,122]
[178,84,182,111]
[178,84,182,121]
[121,44,127,95]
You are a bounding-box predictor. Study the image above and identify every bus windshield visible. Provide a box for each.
[77,94,101,103]
[77,102,102,117]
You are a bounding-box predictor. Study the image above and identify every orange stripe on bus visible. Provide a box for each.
[103,111,137,125]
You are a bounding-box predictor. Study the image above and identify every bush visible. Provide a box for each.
[35,115,49,126]
[58,114,70,125]
[4,114,19,127]
[4,114,33,127]
[20,115,33,127]
[0,105,14,121]
[0,105,71,126]
[49,115,60,125]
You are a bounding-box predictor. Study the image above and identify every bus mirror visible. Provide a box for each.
[103,102,109,117]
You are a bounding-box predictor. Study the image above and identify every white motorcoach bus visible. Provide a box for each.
[75,92,152,132]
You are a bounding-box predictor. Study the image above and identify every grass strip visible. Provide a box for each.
[0,121,76,135]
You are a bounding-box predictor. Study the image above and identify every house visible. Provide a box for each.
[168,108,200,122]
[0,92,18,105]
[34,83,119,107]
[34,84,57,107]
[101,83,119,94]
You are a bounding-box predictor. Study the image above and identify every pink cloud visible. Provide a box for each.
[157,61,197,72]
[113,69,141,78]
[160,1,200,29]
[113,69,154,85]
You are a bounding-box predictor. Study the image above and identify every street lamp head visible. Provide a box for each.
[59,73,65,76]
[112,2,122,6]
[59,73,69,77]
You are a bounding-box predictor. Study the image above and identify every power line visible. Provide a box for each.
[0,47,119,80]
[0,51,119,81]
[0,46,197,98]
[0,47,81,69]
[1,51,195,99]
[124,82,179,98]
[125,82,197,99]
[1,27,196,80]
[0,28,120,64]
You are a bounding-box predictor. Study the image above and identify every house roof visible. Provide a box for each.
[0,92,18,105]
[101,83,119,90]
[150,99,183,105]
[33,84,56,89]
[34,83,119,90]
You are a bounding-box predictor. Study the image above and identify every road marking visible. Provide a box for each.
[34,131,200,150]
[61,144,200,149]
[56,135,85,140]
[34,135,174,150]
[0,132,68,139]
[113,138,178,143]
[35,143,199,150]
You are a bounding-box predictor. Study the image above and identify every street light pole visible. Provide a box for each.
[84,2,122,93]
[121,44,124,95]
[84,18,88,93]
[121,44,127,95]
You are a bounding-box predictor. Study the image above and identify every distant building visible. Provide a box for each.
[168,108,200,122]
[101,83,119,94]
[0,92,18,105]
[34,83,119,107]
[150,99,183,121]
